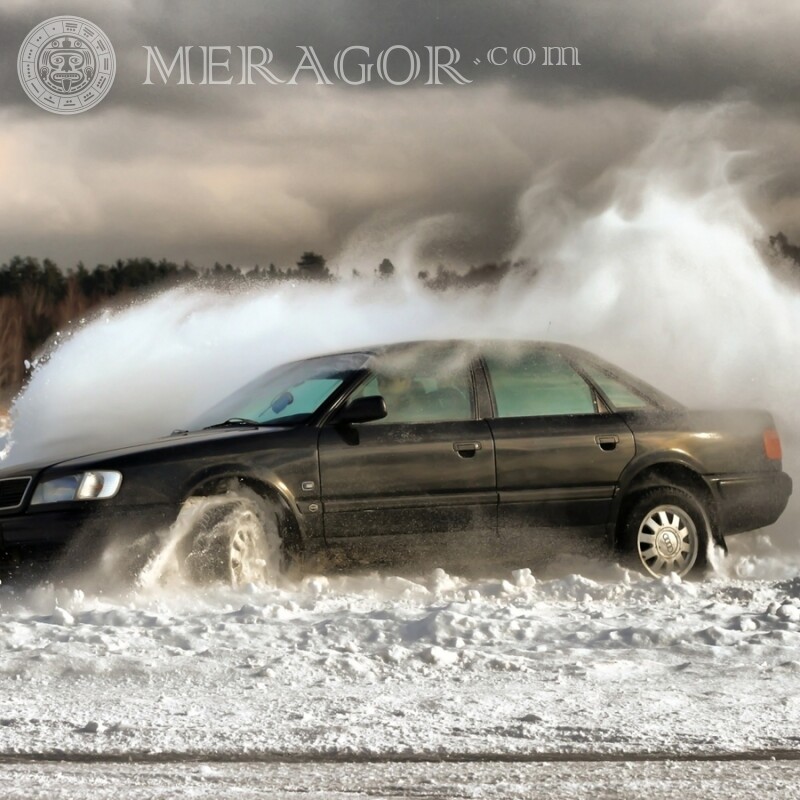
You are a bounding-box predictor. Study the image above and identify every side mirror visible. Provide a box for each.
[335,395,388,425]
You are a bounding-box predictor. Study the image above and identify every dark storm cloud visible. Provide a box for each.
[115,0,800,114]
[0,0,799,269]
[3,1,798,114]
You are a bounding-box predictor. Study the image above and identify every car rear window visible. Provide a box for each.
[580,364,654,410]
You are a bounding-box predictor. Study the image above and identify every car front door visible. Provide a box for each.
[483,346,635,564]
[317,346,497,567]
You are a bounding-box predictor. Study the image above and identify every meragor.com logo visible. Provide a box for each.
[18,16,115,114]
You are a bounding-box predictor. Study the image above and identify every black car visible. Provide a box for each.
[0,340,792,582]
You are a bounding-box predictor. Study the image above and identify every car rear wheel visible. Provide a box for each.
[183,493,281,586]
[622,486,710,578]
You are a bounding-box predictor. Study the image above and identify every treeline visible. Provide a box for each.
[0,251,520,398]
[3,231,798,400]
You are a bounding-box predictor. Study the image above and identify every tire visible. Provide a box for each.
[182,493,282,586]
[621,486,711,578]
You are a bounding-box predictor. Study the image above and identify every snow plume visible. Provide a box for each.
[2,108,799,576]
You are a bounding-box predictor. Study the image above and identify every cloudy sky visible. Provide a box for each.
[1,0,799,273]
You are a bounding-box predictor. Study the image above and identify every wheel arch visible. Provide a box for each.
[180,465,306,553]
[611,456,722,549]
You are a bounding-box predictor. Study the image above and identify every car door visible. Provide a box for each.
[483,345,635,562]
[317,345,497,566]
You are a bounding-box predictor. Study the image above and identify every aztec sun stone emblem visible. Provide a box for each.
[18,16,115,114]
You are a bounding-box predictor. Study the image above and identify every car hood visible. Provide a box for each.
[0,425,292,476]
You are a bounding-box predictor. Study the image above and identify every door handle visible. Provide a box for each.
[453,441,482,458]
[595,434,619,452]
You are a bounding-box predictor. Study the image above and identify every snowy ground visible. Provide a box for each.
[1,529,800,796]
[3,388,799,798]
[3,758,800,799]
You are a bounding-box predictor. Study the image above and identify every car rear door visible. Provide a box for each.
[317,345,497,566]
[482,346,635,562]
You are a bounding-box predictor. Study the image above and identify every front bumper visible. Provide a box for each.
[711,471,793,535]
[0,503,175,549]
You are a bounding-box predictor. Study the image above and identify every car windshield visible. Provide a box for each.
[189,352,369,430]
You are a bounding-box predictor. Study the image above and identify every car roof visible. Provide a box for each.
[314,339,593,360]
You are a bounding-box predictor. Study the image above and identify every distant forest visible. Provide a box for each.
[0,250,518,398]
[1,234,799,400]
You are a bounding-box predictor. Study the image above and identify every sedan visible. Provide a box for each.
[0,340,792,581]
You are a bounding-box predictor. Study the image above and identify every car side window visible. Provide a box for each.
[485,349,596,418]
[352,353,473,424]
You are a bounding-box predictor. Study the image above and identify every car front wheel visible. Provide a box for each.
[622,486,710,578]
[182,493,281,586]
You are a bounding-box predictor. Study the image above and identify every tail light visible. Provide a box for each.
[763,428,782,460]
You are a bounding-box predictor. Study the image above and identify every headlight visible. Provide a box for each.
[30,471,123,505]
